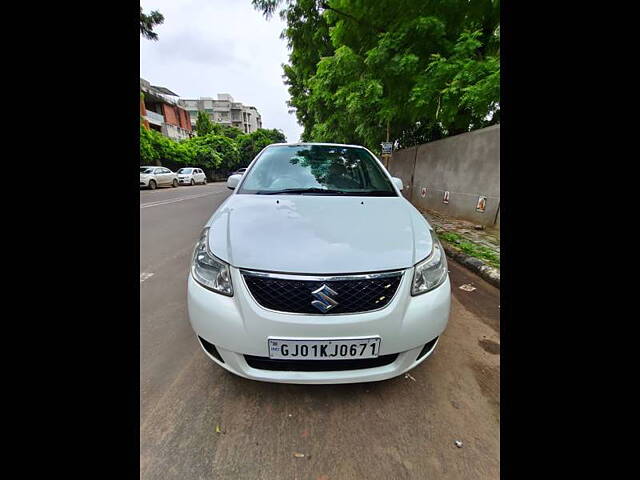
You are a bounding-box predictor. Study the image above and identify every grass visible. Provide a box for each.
[437,231,500,269]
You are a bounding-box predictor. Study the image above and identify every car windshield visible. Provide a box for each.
[237,145,397,196]
[177,168,193,174]
[140,167,155,174]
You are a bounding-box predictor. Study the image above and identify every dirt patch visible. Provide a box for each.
[449,261,500,334]
[478,338,500,355]
[470,362,500,416]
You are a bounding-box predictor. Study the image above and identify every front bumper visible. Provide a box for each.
[140,178,149,187]
[187,267,451,384]
[178,177,192,184]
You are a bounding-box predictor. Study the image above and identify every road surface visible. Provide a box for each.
[140,182,500,479]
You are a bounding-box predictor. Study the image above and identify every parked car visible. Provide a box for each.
[177,167,208,186]
[231,167,247,176]
[140,166,178,189]
[188,143,451,384]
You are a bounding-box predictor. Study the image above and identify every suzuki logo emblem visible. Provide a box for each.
[311,284,339,313]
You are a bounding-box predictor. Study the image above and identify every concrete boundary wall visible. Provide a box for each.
[389,125,500,226]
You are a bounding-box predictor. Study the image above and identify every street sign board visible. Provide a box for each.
[381,142,393,155]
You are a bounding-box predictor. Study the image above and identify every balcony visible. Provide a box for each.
[162,123,194,140]
[145,110,165,126]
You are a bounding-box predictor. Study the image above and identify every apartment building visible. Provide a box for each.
[140,78,194,141]
[179,94,263,134]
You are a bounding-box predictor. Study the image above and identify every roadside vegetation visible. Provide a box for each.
[252,0,499,153]
[438,231,500,268]
[140,124,286,179]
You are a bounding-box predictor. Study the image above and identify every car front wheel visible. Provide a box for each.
[172,179,178,188]
[149,180,157,190]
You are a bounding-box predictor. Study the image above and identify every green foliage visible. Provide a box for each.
[209,123,245,139]
[189,134,240,171]
[236,129,287,165]
[253,0,500,152]
[438,231,500,268]
[140,6,164,41]
[140,125,160,165]
[139,125,286,176]
[195,111,215,136]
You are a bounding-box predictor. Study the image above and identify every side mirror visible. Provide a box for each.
[227,174,242,190]
[391,177,404,191]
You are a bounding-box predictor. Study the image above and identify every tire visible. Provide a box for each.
[172,179,179,188]
[190,179,195,186]
[203,177,207,185]
[149,180,157,190]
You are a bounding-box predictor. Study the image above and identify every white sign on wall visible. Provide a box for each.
[476,196,487,213]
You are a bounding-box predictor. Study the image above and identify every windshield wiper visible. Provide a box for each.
[256,188,346,195]
[351,190,397,197]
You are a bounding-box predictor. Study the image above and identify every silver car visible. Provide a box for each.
[140,166,178,190]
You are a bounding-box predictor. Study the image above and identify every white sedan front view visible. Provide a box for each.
[187,143,451,384]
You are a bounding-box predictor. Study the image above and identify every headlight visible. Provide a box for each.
[191,227,233,296]
[411,229,448,295]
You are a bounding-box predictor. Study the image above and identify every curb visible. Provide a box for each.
[441,241,500,289]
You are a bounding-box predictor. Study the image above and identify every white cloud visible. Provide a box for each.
[140,0,303,142]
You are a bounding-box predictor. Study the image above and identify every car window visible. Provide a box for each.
[238,145,397,196]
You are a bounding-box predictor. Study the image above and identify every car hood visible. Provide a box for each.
[206,195,433,274]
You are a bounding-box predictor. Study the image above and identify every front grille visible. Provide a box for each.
[244,354,398,371]
[242,271,403,314]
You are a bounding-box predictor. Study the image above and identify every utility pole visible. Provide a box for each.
[386,120,390,169]
[380,120,392,170]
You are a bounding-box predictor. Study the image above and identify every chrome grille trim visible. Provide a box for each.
[240,269,406,316]
[239,269,405,282]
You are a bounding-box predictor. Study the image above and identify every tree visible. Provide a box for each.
[140,6,164,41]
[237,128,287,165]
[253,0,500,152]
[140,124,285,175]
[195,111,215,136]
[210,123,245,139]
[188,134,240,171]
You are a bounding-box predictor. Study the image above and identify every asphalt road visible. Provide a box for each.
[140,183,500,479]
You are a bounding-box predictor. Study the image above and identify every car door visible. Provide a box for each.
[162,167,173,185]
[153,168,164,186]
[197,169,205,183]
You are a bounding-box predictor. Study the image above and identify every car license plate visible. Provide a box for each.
[268,337,381,360]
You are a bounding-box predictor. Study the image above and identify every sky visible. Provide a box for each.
[140,0,303,142]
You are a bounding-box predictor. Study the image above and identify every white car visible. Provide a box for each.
[188,143,451,384]
[177,167,207,186]
[140,166,178,189]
